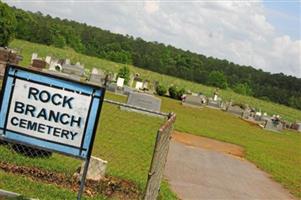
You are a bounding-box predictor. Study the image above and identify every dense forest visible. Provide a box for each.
[1,2,301,110]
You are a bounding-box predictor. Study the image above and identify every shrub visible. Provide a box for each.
[168,85,178,99]
[155,84,167,96]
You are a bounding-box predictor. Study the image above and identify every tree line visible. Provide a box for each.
[1,2,301,110]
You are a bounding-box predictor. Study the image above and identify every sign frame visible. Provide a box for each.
[0,64,106,160]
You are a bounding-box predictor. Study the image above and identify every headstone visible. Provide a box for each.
[182,95,205,108]
[297,123,301,132]
[264,119,283,132]
[227,105,244,117]
[0,63,6,78]
[31,53,38,62]
[65,59,71,65]
[31,59,47,70]
[126,92,161,112]
[135,81,143,90]
[207,98,222,109]
[123,86,133,95]
[117,77,125,87]
[45,56,52,64]
[79,156,107,181]
[107,83,117,92]
[254,112,262,121]
[62,63,84,76]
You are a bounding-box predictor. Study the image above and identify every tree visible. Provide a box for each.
[233,83,253,96]
[117,66,130,85]
[0,2,16,46]
[155,84,167,96]
[207,71,228,89]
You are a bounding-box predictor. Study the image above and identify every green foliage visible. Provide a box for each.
[233,83,253,96]
[117,66,130,85]
[4,5,301,110]
[0,2,16,46]
[207,71,228,89]
[288,96,301,110]
[53,34,66,48]
[168,85,186,100]
[168,85,178,99]
[10,39,301,122]
[155,84,167,96]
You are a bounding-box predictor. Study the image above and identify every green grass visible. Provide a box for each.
[160,96,301,198]
[9,39,301,122]
[0,92,176,199]
[2,39,300,199]
[0,171,105,200]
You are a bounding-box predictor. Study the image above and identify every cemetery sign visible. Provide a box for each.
[0,65,105,159]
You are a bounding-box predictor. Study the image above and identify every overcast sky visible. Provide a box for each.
[4,0,301,78]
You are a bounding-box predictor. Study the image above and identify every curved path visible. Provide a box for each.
[164,132,295,200]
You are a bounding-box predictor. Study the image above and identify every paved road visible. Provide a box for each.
[164,140,295,200]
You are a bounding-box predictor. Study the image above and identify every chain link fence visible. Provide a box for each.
[0,96,175,200]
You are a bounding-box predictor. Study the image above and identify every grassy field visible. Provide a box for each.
[160,97,301,199]
[9,39,301,122]
[1,40,300,199]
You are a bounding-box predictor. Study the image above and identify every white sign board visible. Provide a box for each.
[7,79,91,147]
[0,65,105,159]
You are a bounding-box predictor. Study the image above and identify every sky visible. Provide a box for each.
[4,0,301,78]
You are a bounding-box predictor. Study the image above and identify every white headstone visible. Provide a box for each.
[116,77,125,87]
[80,156,107,181]
[213,94,218,101]
[91,67,99,75]
[45,56,52,64]
[65,59,70,65]
[31,53,38,62]
[135,81,143,90]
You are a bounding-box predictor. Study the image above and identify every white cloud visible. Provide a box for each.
[4,0,301,77]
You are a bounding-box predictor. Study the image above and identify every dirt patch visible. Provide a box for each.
[172,131,244,158]
[0,162,141,199]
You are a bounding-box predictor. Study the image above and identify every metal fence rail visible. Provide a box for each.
[0,98,176,200]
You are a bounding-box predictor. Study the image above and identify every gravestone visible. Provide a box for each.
[297,123,301,132]
[0,63,5,78]
[89,68,103,85]
[31,53,38,62]
[123,86,133,95]
[107,83,117,93]
[117,77,125,87]
[135,81,143,90]
[45,56,52,64]
[62,63,84,76]
[207,98,222,109]
[31,59,47,70]
[227,105,244,117]
[123,92,161,113]
[182,95,205,108]
[264,119,283,132]
[79,156,107,181]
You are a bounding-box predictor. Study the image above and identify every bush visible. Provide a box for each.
[177,88,186,99]
[168,85,178,99]
[207,71,228,89]
[168,85,186,100]
[155,84,167,96]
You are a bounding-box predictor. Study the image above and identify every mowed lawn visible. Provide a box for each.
[0,92,177,200]
[9,39,301,122]
[160,96,301,199]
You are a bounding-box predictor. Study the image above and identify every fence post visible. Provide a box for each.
[144,113,176,200]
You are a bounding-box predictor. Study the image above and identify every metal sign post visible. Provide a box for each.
[0,64,105,199]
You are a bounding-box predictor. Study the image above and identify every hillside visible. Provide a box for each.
[10,39,301,122]
[2,2,301,110]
